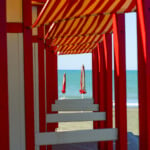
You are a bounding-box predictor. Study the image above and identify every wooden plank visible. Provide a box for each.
[7,34,26,150]
[52,104,99,111]
[54,100,94,108]
[55,99,93,104]
[35,128,118,145]
[46,112,106,123]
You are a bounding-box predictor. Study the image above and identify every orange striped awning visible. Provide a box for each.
[60,49,94,55]
[32,0,136,27]
[57,42,97,53]
[51,34,103,46]
[45,14,112,40]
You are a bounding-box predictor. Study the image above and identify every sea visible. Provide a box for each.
[58,70,138,107]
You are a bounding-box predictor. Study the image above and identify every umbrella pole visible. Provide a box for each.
[82,94,84,99]
[64,94,66,99]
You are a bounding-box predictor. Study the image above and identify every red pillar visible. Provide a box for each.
[23,0,35,149]
[0,0,10,150]
[38,7,46,150]
[97,42,105,150]
[137,0,150,149]
[103,33,113,150]
[46,46,58,150]
[92,48,99,129]
[97,42,105,117]
[113,14,127,150]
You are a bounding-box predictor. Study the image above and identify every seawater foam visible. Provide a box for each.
[113,102,138,107]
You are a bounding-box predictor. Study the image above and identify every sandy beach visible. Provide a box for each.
[126,108,139,135]
[57,108,139,135]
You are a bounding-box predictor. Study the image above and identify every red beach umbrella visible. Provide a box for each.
[79,65,87,94]
[61,73,66,94]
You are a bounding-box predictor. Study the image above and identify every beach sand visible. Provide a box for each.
[56,108,139,135]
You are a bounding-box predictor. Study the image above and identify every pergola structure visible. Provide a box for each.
[0,0,150,150]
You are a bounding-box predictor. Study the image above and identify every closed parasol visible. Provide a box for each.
[61,73,66,94]
[79,65,87,94]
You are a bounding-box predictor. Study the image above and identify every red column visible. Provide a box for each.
[92,50,95,103]
[23,0,35,149]
[92,48,99,129]
[103,34,113,150]
[97,42,105,150]
[0,0,10,150]
[46,46,58,150]
[137,0,150,149]
[113,14,127,150]
[38,7,46,150]
[97,42,105,117]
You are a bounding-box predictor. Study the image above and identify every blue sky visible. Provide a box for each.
[58,13,137,70]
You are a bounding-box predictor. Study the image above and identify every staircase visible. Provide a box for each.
[35,99,118,146]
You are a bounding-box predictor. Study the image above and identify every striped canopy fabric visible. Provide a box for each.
[57,42,97,53]
[32,0,136,54]
[45,14,112,50]
[59,49,94,55]
[45,14,112,39]
[32,0,136,27]
[51,34,103,46]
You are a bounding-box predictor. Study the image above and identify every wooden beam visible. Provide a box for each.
[92,48,99,129]
[35,129,118,145]
[103,33,113,150]
[46,47,58,133]
[55,99,93,105]
[23,0,35,149]
[0,0,9,150]
[7,23,23,33]
[37,7,46,150]
[137,0,150,149]
[97,42,105,150]
[46,112,106,123]
[113,14,127,150]
[52,104,99,111]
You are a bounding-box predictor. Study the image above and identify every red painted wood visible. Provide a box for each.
[23,0,35,149]
[46,46,58,150]
[113,14,127,150]
[103,33,113,150]
[92,50,95,103]
[97,42,105,113]
[32,0,46,3]
[137,0,150,149]
[7,23,23,33]
[32,36,39,43]
[0,0,10,150]
[37,7,46,150]
[97,42,105,150]
[92,48,99,129]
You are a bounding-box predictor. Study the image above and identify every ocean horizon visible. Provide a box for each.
[58,70,138,107]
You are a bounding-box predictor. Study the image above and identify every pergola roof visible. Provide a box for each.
[32,0,136,54]
[45,14,112,39]
[51,34,103,46]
